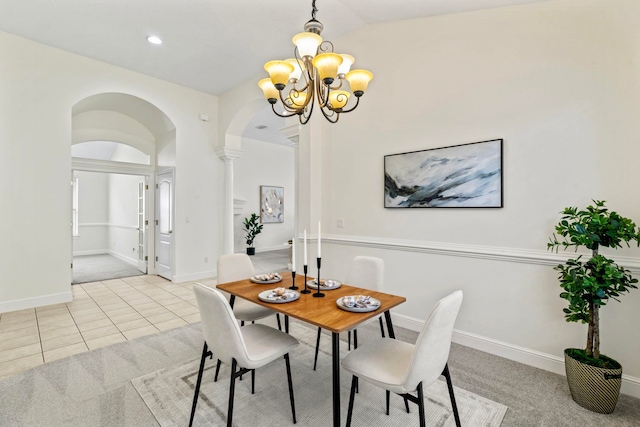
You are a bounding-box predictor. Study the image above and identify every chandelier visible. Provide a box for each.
[258,0,373,124]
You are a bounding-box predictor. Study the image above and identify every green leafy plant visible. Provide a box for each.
[243,213,263,248]
[548,200,639,367]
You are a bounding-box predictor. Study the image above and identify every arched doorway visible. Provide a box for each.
[220,101,299,271]
[71,93,176,283]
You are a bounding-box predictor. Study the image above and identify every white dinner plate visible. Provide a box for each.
[258,289,300,304]
[250,274,283,284]
[336,296,381,313]
[306,279,342,290]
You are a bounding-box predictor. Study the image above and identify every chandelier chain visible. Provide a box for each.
[311,0,317,20]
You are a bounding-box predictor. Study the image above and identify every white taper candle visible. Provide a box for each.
[317,221,321,258]
[304,229,308,265]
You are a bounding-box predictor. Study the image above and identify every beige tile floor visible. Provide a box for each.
[0,274,215,380]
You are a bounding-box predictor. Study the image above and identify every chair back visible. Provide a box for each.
[346,256,384,291]
[404,290,463,390]
[217,253,256,284]
[193,283,250,366]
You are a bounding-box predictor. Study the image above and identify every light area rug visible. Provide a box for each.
[132,323,507,426]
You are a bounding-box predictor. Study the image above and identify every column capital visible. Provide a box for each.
[215,147,244,161]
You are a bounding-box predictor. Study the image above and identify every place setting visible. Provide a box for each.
[336,294,381,312]
[258,287,300,304]
[250,272,283,284]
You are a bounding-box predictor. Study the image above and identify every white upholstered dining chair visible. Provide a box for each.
[189,283,299,427]
[341,290,464,427]
[313,256,386,370]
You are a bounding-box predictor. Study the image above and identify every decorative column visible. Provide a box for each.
[215,147,243,255]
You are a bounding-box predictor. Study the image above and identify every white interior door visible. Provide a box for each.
[156,170,173,280]
[137,179,147,273]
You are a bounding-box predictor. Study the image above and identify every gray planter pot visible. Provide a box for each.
[246,247,255,256]
[564,349,622,414]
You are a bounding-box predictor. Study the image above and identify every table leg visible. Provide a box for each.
[332,332,340,427]
[229,295,235,309]
[384,310,396,339]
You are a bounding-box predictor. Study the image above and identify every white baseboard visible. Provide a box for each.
[73,249,108,256]
[0,291,73,314]
[236,245,290,254]
[109,250,138,267]
[390,312,640,399]
[172,269,217,284]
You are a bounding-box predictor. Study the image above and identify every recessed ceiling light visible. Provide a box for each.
[255,125,267,130]
[147,36,162,45]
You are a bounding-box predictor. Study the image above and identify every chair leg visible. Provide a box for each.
[404,396,410,413]
[277,313,282,331]
[241,320,245,327]
[348,331,351,351]
[251,369,255,394]
[353,329,358,349]
[214,359,221,382]
[346,375,358,427]
[417,382,426,427]
[227,359,238,427]
[251,320,255,324]
[313,327,322,371]
[189,342,210,427]
[443,364,462,427]
[284,353,297,424]
[385,390,390,415]
[285,315,289,334]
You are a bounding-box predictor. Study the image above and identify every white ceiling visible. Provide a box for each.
[0,0,546,96]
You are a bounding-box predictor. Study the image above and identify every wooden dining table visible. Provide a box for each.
[217,273,406,427]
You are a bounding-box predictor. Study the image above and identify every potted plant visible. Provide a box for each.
[548,200,639,413]
[243,213,263,256]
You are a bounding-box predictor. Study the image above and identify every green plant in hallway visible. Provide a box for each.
[548,200,640,413]
[243,213,263,256]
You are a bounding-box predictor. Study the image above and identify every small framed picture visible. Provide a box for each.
[260,186,284,223]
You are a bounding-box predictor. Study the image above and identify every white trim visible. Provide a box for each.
[172,269,217,283]
[73,249,108,256]
[0,291,72,314]
[236,245,289,254]
[325,235,640,273]
[390,312,640,399]
[72,158,153,175]
[109,224,138,230]
[109,250,138,267]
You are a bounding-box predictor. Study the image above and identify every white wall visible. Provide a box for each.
[0,30,219,311]
[312,0,640,394]
[234,138,295,253]
[73,171,108,255]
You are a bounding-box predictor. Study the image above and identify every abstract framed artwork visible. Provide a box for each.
[260,185,285,223]
[384,139,503,208]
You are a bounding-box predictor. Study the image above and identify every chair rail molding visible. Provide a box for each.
[390,311,640,399]
[324,234,640,273]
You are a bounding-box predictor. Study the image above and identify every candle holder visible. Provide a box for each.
[289,270,298,290]
[300,265,311,294]
[313,257,325,298]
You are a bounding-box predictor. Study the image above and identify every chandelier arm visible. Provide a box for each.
[335,95,361,114]
[319,104,340,123]
[271,104,303,119]
[318,40,334,54]
[328,80,343,91]
[316,78,330,109]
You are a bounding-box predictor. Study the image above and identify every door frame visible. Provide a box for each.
[71,158,157,276]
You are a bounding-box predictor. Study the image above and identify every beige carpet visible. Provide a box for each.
[132,322,507,426]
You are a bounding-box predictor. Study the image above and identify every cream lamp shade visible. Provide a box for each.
[292,32,322,59]
[312,53,343,84]
[328,90,350,109]
[345,69,374,96]
[285,92,308,108]
[264,61,295,89]
[285,58,304,81]
[337,54,354,76]
[258,78,279,102]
